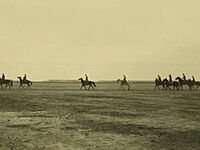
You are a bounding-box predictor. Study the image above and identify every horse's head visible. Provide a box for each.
[116,79,121,82]
[78,77,83,81]
[163,78,167,82]
[17,77,22,80]
[175,76,181,81]
[163,78,168,83]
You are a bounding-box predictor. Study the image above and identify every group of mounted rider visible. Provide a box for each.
[79,74,132,90]
[2,72,199,91]
[0,73,32,89]
[155,73,200,90]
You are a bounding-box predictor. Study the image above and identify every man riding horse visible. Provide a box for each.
[85,74,89,83]
[79,75,96,90]
[0,73,13,89]
[23,74,27,81]
[2,73,5,81]
[158,75,162,81]
[169,74,172,84]
[192,76,195,82]
[123,75,127,82]
[117,75,131,90]
[182,73,186,81]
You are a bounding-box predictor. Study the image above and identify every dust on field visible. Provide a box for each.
[0,82,200,150]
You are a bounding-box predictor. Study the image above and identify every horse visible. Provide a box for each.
[193,81,200,89]
[78,78,96,90]
[116,79,133,90]
[175,76,194,91]
[17,77,32,88]
[154,78,165,90]
[0,78,13,89]
[162,78,179,90]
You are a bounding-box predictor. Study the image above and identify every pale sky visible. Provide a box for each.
[0,0,200,81]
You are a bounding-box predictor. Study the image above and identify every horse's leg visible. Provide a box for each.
[155,85,159,90]
[162,85,164,90]
[189,85,191,91]
[181,85,183,90]
[91,85,94,90]
[169,85,172,90]
[4,83,7,89]
[27,82,29,87]
[80,85,83,89]
[19,83,23,88]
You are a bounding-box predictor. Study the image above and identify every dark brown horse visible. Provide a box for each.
[154,78,165,90]
[17,77,32,88]
[163,78,179,90]
[0,78,13,89]
[193,81,200,89]
[78,78,96,90]
[175,77,194,91]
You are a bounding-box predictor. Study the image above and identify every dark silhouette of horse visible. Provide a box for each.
[78,78,96,90]
[117,79,133,90]
[17,77,32,88]
[0,78,13,89]
[163,78,179,90]
[154,78,165,90]
[175,76,194,91]
[192,81,200,89]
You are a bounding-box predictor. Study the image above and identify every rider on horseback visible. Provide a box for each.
[123,75,127,82]
[157,75,162,81]
[23,74,27,81]
[169,74,172,84]
[2,73,5,81]
[85,74,88,83]
[192,76,196,82]
[182,73,186,81]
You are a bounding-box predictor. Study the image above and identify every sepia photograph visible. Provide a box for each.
[0,0,200,149]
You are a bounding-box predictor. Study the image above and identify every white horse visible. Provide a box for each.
[117,79,133,90]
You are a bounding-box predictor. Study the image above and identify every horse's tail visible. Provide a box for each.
[30,81,32,85]
[93,82,96,87]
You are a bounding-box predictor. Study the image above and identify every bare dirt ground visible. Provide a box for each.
[0,82,200,150]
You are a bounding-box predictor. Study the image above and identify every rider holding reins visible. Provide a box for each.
[85,74,89,83]
[123,75,127,82]
[23,74,27,81]
[2,73,5,81]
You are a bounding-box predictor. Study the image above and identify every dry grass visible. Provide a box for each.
[0,82,199,150]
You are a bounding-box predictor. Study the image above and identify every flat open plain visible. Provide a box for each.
[0,82,199,150]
